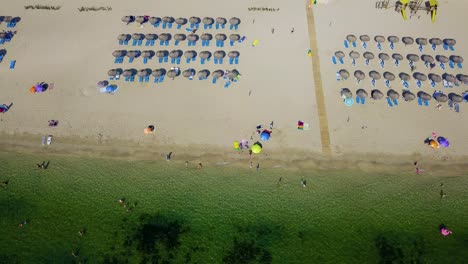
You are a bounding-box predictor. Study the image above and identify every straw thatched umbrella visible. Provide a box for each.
[349,51,360,59]
[145,34,157,41]
[108,69,122,77]
[383,72,395,81]
[169,50,182,59]
[335,51,345,59]
[450,55,463,63]
[356,89,368,98]
[162,16,174,23]
[417,91,431,101]
[201,33,213,41]
[175,17,187,26]
[449,93,463,102]
[388,36,399,43]
[346,34,357,42]
[203,17,214,25]
[387,89,399,100]
[212,70,224,78]
[197,69,211,79]
[216,34,227,41]
[121,16,133,23]
[443,73,456,83]
[216,17,227,25]
[229,34,240,41]
[156,50,168,58]
[371,89,384,100]
[339,69,350,79]
[392,53,403,61]
[118,34,130,41]
[457,74,468,84]
[214,50,226,58]
[429,73,442,83]
[112,50,125,57]
[444,39,456,46]
[227,70,240,79]
[174,34,186,41]
[137,69,151,77]
[360,35,370,42]
[184,50,197,59]
[413,72,427,81]
[416,38,427,45]
[187,34,199,42]
[340,88,352,99]
[402,90,416,101]
[407,54,419,62]
[135,16,146,24]
[379,53,390,61]
[149,17,161,25]
[399,72,411,81]
[122,69,134,77]
[228,51,240,58]
[159,33,171,41]
[199,51,212,59]
[354,70,365,81]
[434,93,448,102]
[429,38,442,46]
[167,69,179,78]
[436,55,449,63]
[363,52,374,60]
[183,69,196,78]
[189,16,201,24]
[97,81,109,88]
[132,33,144,40]
[374,35,385,43]
[402,37,414,45]
[126,50,140,58]
[141,50,155,58]
[152,68,166,77]
[229,17,241,26]
[421,54,434,63]
[369,71,381,80]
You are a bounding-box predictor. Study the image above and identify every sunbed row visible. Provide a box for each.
[0,31,16,44]
[122,16,241,30]
[344,35,457,52]
[341,88,467,112]
[0,49,15,69]
[332,51,463,70]
[336,69,468,89]
[107,68,241,88]
[112,50,240,65]
[0,16,20,28]
[117,33,246,47]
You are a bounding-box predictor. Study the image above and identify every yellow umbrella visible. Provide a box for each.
[251,144,262,154]
[233,141,240,150]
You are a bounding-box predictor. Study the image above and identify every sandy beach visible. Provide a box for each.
[1,0,468,166]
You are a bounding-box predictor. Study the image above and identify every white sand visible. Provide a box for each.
[1,0,467,163]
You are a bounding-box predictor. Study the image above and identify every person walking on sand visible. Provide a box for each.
[269,121,274,129]
[249,161,253,169]
[197,163,203,169]
[256,163,260,172]
[271,28,274,34]
[301,178,307,188]
[291,28,295,33]
[166,152,172,161]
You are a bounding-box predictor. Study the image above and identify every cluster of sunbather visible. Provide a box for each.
[121,15,241,31]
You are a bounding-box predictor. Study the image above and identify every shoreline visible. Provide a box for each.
[2,132,467,175]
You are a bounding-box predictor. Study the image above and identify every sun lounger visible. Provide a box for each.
[164,56,168,63]
[416,80,422,88]
[455,103,460,112]
[130,76,135,82]
[352,41,356,48]
[151,40,155,46]
[220,41,224,47]
[125,76,130,82]
[176,57,181,64]
[377,43,382,51]
[439,62,445,70]
[394,60,399,67]
[145,76,149,82]
[171,58,176,64]
[174,40,179,46]
[371,79,376,87]
[216,23,219,29]
[114,57,119,63]
[162,22,167,29]
[449,45,454,51]
[177,24,182,29]
[201,58,205,65]
[222,24,225,29]
[129,57,134,63]
[362,42,367,49]
[224,81,231,88]
[449,60,455,69]
[160,40,164,45]
[124,40,129,45]
[423,100,428,106]
[418,44,423,52]
[393,99,398,106]
[355,96,361,104]
[145,40,150,46]
[132,39,137,46]
[212,77,217,84]
[165,40,169,46]
[386,97,393,107]
[230,24,234,30]
[458,63,463,69]
[115,75,120,80]
[344,40,349,48]
[139,76,144,82]
[9,60,15,69]
[229,57,234,64]
[8,21,17,28]
[379,60,385,68]
[0,38,4,44]
[168,22,173,29]
[196,23,200,29]
[138,40,142,46]
[443,43,448,50]
[158,57,163,63]
[351,59,356,66]
[205,40,210,46]
[119,40,124,45]
[143,57,148,64]
[154,77,159,83]
[109,76,114,81]
[235,57,239,64]
[229,40,234,46]
[159,75,165,82]
[154,21,160,28]
[390,42,394,50]
[418,97,423,106]
[432,44,437,51]
[385,80,390,87]
[332,56,337,64]
[339,58,344,64]
[336,72,341,81]
[361,97,366,105]
[219,58,223,64]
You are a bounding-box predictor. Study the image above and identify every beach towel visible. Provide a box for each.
[252,39,259,47]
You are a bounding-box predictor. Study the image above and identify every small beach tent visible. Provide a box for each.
[233,141,240,150]
[251,142,263,154]
[429,140,439,149]
[437,137,449,148]
[144,125,155,135]
[260,131,271,141]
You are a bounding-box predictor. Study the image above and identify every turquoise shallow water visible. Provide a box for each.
[0,152,467,263]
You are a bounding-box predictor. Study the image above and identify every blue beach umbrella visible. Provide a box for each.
[344,97,354,106]
[260,131,270,141]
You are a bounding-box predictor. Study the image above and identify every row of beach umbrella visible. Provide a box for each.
[118,33,243,46]
[344,35,457,52]
[122,16,241,30]
[333,50,463,69]
[108,68,240,80]
[340,88,467,103]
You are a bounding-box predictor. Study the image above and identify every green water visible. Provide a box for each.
[0,152,467,263]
